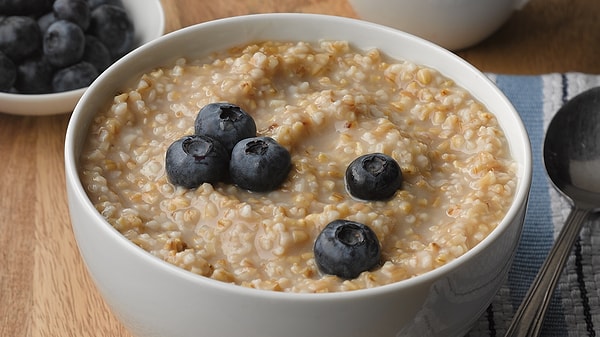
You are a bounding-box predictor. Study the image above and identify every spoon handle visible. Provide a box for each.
[504,206,590,337]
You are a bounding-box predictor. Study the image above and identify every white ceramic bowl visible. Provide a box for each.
[0,0,165,116]
[349,0,529,50]
[65,14,532,337]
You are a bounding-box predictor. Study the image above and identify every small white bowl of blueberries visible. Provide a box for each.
[0,0,164,115]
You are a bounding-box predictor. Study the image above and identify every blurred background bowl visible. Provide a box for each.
[65,13,532,337]
[0,0,164,116]
[348,0,529,50]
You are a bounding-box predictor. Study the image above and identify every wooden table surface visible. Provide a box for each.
[1,1,599,336]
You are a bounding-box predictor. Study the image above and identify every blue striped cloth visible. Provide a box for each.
[467,73,600,337]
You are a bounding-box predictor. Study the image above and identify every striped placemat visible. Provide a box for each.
[467,73,600,337]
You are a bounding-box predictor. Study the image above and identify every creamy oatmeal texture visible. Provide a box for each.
[80,40,517,293]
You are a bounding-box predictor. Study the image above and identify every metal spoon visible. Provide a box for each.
[504,87,600,337]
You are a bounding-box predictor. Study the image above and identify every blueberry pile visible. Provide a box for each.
[165,103,292,192]
[313,219,381,279]
[0,0,134,94]
[166,102,404,280]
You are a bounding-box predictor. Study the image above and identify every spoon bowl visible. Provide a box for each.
[505,86,600,336]
[544,87,600,207]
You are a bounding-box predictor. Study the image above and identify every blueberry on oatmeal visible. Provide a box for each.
[229,136,291,192]
[165,134,229,189]
[314,219,381,279]
[194,103,257,153]
[345,153,402,201]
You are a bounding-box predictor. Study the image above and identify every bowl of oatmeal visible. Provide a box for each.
[65,13,532,337]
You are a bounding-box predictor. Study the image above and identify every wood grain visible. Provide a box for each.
[457,0,600,74]
[0,0,598,336]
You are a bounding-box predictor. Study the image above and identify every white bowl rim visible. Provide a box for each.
[0,0,165,116]
[65,12,532,301]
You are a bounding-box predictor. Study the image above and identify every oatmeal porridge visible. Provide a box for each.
[79,40,517,293]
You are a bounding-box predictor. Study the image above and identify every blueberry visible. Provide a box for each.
[194,103,257,153]
[52,61,98,92]
[43,20,85,68]
[165,134,229,189]
[0,16,42,61]
[229,137,291,192]
[37,12,58,33]
[0,0,53,16]
[53,0,91,30]
[313,219,381,279]
[82,35,111,72]
[0,50,16,91]
[86,0,124,9]
[345,153,402,201]
[14,55,53,94]
[89,4,134,59]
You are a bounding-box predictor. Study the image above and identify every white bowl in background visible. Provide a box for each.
[349,0,529,50]
[0,0,165,116]
[65,13,532,337]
